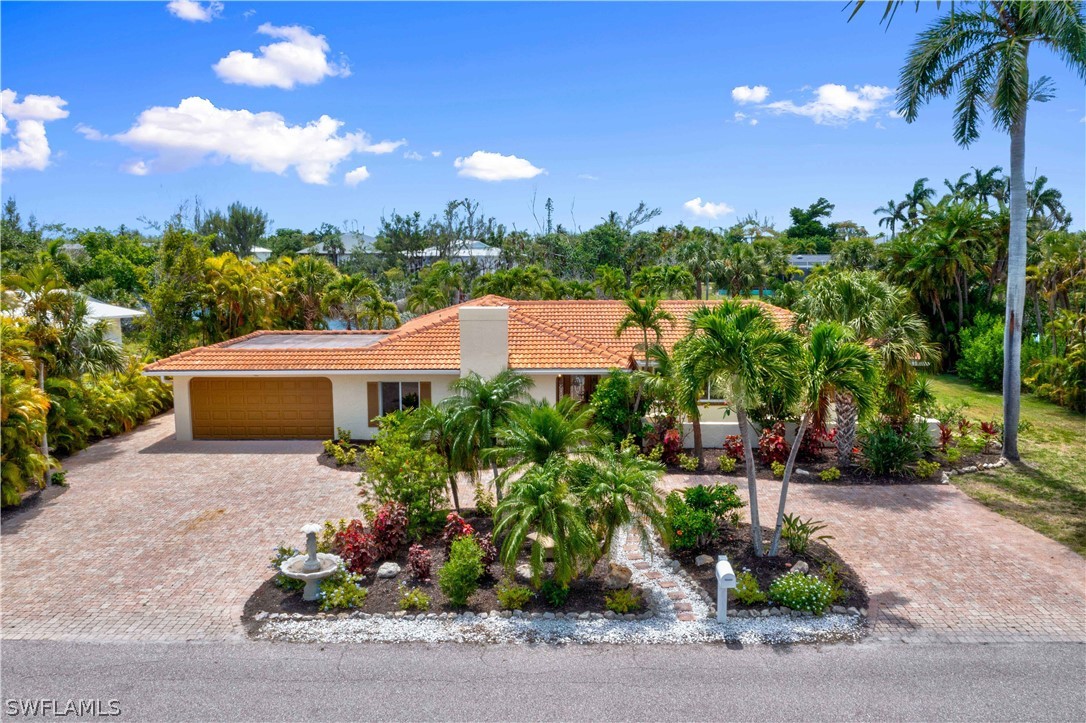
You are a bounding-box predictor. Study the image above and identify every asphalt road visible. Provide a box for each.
[2,639,1084,721]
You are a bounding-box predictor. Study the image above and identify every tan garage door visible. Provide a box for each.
[191,377,334,440]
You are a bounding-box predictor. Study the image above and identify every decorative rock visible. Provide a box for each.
[500,610,512,619]
[254,612,268,621]
[639,611,653,620]
[579,612,590,620]
[478,612,488,620]
[795,468,810,476]
[526,532,556,560]
[426,613,437,619]
[669,561,681,572]
[847,607,859,615]
[603,563,633,590]
[622,614,636,621]
[512,610,523,618]
[780,607,791,615]
[462,611,476,619]
[695,554,715,567]
[543,612,555,620]
[860,608,869,617]
[530,612,542,620]
[791,560,809,575]
[832,606,847,614]
[603,610,616,620]
[376,562,401,579]
[515,564,534,582]
[394,611,407,619]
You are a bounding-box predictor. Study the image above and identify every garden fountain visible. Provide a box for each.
[280,524,342,601]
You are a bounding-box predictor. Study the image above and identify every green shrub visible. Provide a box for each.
[781,513,833,555]
[768,572,832,614]
[270,545,305,592]
[957,313,1004,390]
[362,410,449,538]
[472,481,495,518]
[539,579,570,608]
[437,536,484,607]
[398,584,432,612]
[914,459,941,478]
[589,370,642,442]
[318,568,368,611]
[819,467,841,481]
[336,426,352,445]
[820,563,847,605]
[860,422,925,475]
[604,588,643,614]
[496,580,533,610]
[771,460,785,478]
[733,570,767,605]
[718,455,736,473]
[664,491,715,550]
[945,447,962,464]
[646,444,664,462]
[676,453,699,472]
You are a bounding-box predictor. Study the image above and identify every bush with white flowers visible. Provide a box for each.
[768,571,832,614]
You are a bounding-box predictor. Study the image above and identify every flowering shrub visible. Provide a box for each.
[371,501,408,559]
[476,533,498,568]
[733,570,767,605]
[757,423,790,465]
[496,579,532,610]
[442,513,476,553]
[721,435,745,462]
[665,485,744,550]
[318,567,368,611]
[473,481,495,517]
[398,584,432,612]
[914,459,941,478]
[945,447,962,464]
[660,428,683,466]
[676,453,699,472]
[407,543,432,580]
[798,426,834,461]
[331,519,377,575]
[270,545,305,592]
[539,579,570,607]
[768,572,832,614]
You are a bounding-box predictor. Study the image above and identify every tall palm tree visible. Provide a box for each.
[593,265,627,300]
[494,458,598,587]
[289,255,338,330]
[678,300,801,556]
[616,296,676,369]
[874,198,908,239]
[415,401,470,513]
[570,445,667,558]
[903,178,936,228]
[768,323,877,556]
[323,275,382,330]
[491,397,604,484]
[897,0,1086,459]
[635,340,706,466]
[448,369,534,502]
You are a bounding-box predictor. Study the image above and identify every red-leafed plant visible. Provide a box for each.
[979,421,1001,454]
[937,422,954,450]
[661,428,683,466]
[958,418,973,436]
[331,519,377,575]
[476,533,498,568]
[442,512,476,553]
[721,435,745,462]
[757,423,790,465]
[407,543,432,580]
[372,501,408,559]
[797,426,834,462]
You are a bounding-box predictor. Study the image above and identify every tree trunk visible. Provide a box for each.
[1002,94,1029,461]
[769,413,809,557]
[39,362,53,485]
[737,410,763,557]
[448,474,461,514]
[835,392,857,466]
[491,460,502,503]
[692,412,703,468]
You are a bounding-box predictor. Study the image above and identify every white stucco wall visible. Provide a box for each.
[459,306,508,378]
[525,373,557,405]
[103,318,123,346]
[171,375,193,442]
[331,374,459,440]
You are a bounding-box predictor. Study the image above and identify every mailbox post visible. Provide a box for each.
[715,555,737,622]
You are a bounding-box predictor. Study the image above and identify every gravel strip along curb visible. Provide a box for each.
[253,525,864,645]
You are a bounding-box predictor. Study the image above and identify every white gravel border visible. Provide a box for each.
[253,525,865,645]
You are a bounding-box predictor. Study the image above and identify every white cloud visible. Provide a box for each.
[363,138,406,154]
[454,150,544,182]
[213,23,350,89]
[122,159,150,176]
[166,0,222,23]
[683,197,734,220]
[75,123,104,141]
[750,118,759,126]
[243,9,257,20]
[403,150,424,161]
[731,85,769,104]
[344,166,370,186]
[1,89,69,171]
[431,150,442,157]
[96,96,401,184]
[763,84,893,125]
[732,112,758,126]
[577,173,598,181]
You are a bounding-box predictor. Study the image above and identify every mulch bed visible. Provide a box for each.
[242,513,621,627]
[666,447,1002,486]
[673,522,868,613]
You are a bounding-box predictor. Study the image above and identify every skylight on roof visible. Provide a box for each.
[228,333,388,350]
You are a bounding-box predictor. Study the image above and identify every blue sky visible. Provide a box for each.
[2,1,1083,236]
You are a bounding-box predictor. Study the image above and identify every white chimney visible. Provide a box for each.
[459,306,509,378]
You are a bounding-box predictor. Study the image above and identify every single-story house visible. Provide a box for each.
[298,232,377,267]
[142,295,794,445]
[85,297,145,345]
[250,246,273,262]
[411,239,502,273]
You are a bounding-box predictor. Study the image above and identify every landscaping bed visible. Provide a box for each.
[672,522,868,613]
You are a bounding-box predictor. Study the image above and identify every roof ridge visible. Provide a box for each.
[508,308,628,365]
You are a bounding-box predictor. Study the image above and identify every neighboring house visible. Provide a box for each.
[412,239,502,273]
[298,232,376,267]
[142,295,793,446]
[250,246,272,262]
[84,297,145,345]
[788,254,831,276]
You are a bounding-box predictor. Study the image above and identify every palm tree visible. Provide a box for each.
[767,323,877,556]
[635,340,706,466]
[678,300,801,556]
[616,296,675,368]
[491,397,604,484]
[874,199,908,239]
[289,255,338,330]
[494,458,598,587]
[593,265,627,299]
[448,369,534,502]
[415,401,470,513]
[570,445,667,558]
[323,275,381,330]
[903,178,936,228]
[897,0,1086,459]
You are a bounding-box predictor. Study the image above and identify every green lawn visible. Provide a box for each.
[929,375,1086,556]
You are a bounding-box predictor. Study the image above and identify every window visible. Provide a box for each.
[556,374,600,403]
[701,377,729,404]
[380,381,420,415]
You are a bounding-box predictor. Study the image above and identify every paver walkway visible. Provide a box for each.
[1,412,359,641]
[2,413,1082,643]
[663,474,1086,643]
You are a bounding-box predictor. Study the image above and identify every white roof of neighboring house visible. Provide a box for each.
[251,246,272,254]
[85,296,145,320]
[299,232,376,256]
[420,240,501,258]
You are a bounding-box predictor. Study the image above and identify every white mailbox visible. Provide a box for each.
[715,556,737,622]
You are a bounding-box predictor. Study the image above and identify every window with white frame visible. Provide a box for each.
[701,376,729,404]
[380,381,420,415]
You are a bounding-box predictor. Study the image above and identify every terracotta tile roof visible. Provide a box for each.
[143,295,794,374]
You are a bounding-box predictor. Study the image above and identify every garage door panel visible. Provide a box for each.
[191,377,333,440]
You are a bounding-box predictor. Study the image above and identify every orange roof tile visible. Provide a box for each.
[143,295,794,374]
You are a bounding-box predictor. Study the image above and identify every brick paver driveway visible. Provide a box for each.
[665,474,1086,642]
[3,413,1083,643]
[1,412,359,641]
